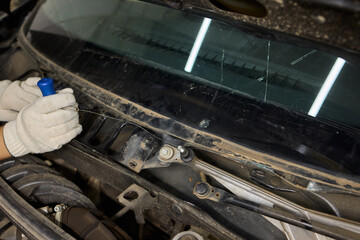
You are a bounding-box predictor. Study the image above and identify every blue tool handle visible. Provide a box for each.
[37,78,56,96]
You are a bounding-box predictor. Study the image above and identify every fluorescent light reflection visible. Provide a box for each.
[184,18,212,73]
[308,57,345,117]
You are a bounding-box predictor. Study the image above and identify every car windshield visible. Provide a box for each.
[28,0,360,128]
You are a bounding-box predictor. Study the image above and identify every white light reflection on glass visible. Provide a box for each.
[308,57,346,117]
[184,18,212,73]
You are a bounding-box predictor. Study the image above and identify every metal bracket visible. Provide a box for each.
[122,142,195,173]
[54,204,67,227]
[249,168,296,193]
[121,131,161,173]
[193,182,224,202]
[113,184,156,224]
[120,132,189,173]
[157,144,194,165]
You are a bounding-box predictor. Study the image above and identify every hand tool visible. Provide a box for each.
[37,78,56,96]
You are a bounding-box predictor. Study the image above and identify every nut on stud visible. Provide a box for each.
[159,146,174,160]
[177,145,193,163]
[54,204,66,213]
[194,182,210,197]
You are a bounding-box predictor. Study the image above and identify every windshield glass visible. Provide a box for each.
[25,0,360,173]
[29,0,360,128]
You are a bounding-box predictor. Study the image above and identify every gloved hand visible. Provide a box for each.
[0,77,43,122]
[3,88,82,157]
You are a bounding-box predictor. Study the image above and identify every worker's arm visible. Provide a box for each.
[1,88,81,158]
[0,77,43,160]
[0,126,11,160]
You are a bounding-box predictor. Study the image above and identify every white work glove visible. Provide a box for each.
[0,77,42,121]
[3,88,82,157]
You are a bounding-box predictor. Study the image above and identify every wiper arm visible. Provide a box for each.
[193,159,360,240]
[193,182,314,230]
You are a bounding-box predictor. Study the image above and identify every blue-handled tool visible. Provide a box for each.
[37,78,56,96]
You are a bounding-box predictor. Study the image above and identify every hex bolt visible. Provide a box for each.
[159,146,174,160]
[54,204,66,213]
[195,183,210,196]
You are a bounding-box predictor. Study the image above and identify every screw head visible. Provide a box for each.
[195,183,210,196]
[199,119,210,128]
[171,205,182,215]
[129,161,137,168]
[159,146,174,160]
[144,136,153,143]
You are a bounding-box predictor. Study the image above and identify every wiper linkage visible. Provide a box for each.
[192,182,314,231]
[155,144,360,240]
